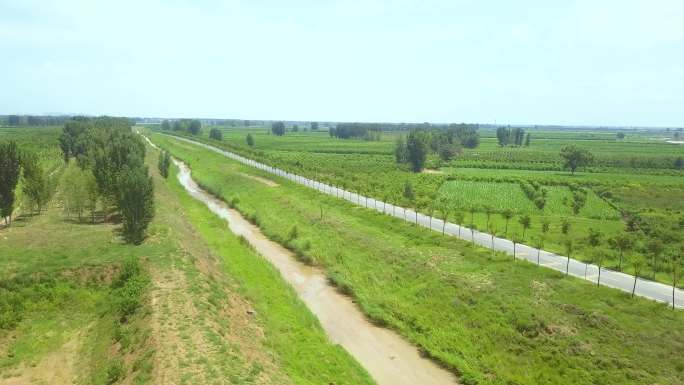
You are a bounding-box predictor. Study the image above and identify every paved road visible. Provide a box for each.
[160,134,683,309]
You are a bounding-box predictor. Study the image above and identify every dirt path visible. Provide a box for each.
[174,159,458,385]
[146,162,291,385]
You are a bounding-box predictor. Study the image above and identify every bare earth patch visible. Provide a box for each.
[421,169,444,174]
[238,173,279,187]
[0,335,80,385]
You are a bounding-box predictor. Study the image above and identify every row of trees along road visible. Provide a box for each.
[59,117,155,244]
[0,141,58,225]
[160,119,202,135]
[393,180,680,304]
[394,125,481,172]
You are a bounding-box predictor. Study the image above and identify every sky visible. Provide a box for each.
[1,0,683,127]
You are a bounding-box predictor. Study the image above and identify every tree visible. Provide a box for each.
[671,251,680,309]
[62,164,85,220]
[584,228,603,284]
[488,223,496,248]
[518,214,531,240]
[538,219,550,264]
[630,255,645,297]
[616,132,626,139]
[58,119,90,162]
[440,203,450,235]
[512,235,522,259]
[57,117,154,231]
[402,180,415,203]
[646,238,664,280]
[406,131,428,172]
[483,205,493,230]
[246,133,255,147]
[595,251,606,286]
[310,122,319,131]
[561,218,571,236]
[209,128,223,140]
[118,166,155,245]
[188,119,202,135]
[271,121,285,136]
[161,120,171,130]
[560,145,593,175]
[501,209,513,236]
[21,152,51,214]
[453,211,465,238]
[524,133,531,147]
[510,127,525,146]
[83,169,99,223]
[675,157,684,170]
[437,143,462,162]
[496,127,510,147]
[394,136,408,164]
[158,150,171,179]
[564,238,574,275]
[449,123,480,148]
[62,163,97,222]
[0,141,21,225]
[608,232,633,271]
[586,228,603,250]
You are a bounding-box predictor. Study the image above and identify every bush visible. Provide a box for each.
[106,359,125,385]
[209,128,223,141]
[112,257,148,322]
[287,225,299,241]
[229,196,240,208]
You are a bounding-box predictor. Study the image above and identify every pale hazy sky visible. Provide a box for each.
[1,0,683,126]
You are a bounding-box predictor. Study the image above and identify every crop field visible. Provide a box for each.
[151,131,684,385]
[206,126,684,171]
[162,125,683,285]
[438,180,536,213]
[437,181,618,219]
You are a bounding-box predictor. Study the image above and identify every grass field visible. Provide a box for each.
[0,129,374,385]
[152,131,684,385]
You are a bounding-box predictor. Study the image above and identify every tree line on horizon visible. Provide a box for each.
[160,119,202,135]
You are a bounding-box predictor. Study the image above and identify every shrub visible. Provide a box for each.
[287,225,299,241]
[209,128,223,141]
[106,359,125,385]
[112,257,148,322]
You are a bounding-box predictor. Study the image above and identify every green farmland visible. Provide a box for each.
[149,130,684,385]
[166,125,684,285]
